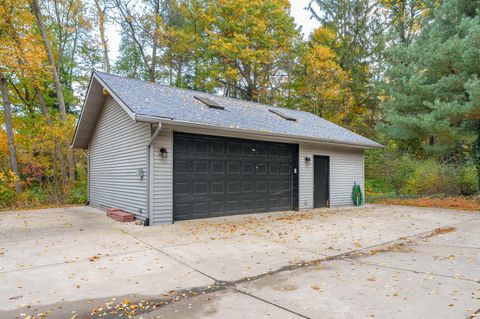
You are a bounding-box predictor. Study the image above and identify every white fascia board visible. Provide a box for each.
[135,114,383,149]
[71,73,95,148]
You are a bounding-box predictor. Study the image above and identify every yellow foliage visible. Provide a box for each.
[311,27,336,47]
[298,27,355,125]
[0,169,18,206]
[0,131,7,154]
[0,0,48,83]
[205,0,298,100]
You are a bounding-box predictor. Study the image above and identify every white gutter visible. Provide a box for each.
[135,114,383,149]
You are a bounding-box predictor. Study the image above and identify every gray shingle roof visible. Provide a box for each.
[95,71,381,148]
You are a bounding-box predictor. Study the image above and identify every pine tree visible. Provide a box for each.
[382,0,480,192]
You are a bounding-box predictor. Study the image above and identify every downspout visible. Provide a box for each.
[84,149,90,205]
[146,123,162,226]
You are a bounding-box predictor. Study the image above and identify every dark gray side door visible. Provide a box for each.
[173,132,298,221]
[314,155,330,208]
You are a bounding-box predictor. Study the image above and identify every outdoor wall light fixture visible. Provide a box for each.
[305,157,312,163]
[160,148,168,158]
[137,168,145,179]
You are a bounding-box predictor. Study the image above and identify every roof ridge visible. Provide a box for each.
[93,70,310,115]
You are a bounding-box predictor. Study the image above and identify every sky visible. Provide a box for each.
[108,0,319,61]
[289,0,319,37]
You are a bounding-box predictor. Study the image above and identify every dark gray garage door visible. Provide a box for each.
[173,132,298,221]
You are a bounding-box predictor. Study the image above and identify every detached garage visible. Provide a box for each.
[72,71,382,225]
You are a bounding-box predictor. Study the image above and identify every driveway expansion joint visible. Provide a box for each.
[234,288,312,319]
[107,220,480,318]
[0,249,150,274]
[120,229,220,283]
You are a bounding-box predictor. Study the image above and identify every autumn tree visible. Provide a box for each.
[205,0,300,102]
[114,0,164,82]
[93,0,111,72]
[294,27,355,125]
[379,0,437,45]
[0,0,49,193]
[30,0,67,119]
[114,22,148,79]
[309,0,385,133]
[160,0,212,90]
[0,77,21,194]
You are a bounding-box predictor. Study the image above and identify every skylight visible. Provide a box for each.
[194,96,225,110]
[269,109,297,121]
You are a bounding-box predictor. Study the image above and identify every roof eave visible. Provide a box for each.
[71,72,95,149]
[71,72,138,149]
[135,114,383,149]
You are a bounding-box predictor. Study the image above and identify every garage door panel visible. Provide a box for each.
[226,201,240,212]
[193,182,208,194]
[255,181,267,192]
[211,141,224,154]
[241,199,254,211]
[242,162,254,174]
[242,181,254,193]
[174,182,189,195]
[211,182,224,194]
[227,142,240,155]
[194,160,208,174]
[280,146,292,158]
[227,182,240,194]
[174,160,189,174]
[281,164,292,174]
[211,161,225,174]
[173,132,298,221]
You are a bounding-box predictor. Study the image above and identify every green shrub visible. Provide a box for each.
[15,187,50,208]
[383,155,416,196]
[455,165,477,196]
[0,188,17,208]
[0,170,18,208]
[400,162,477,197]
[365,178,394,196]
[67,180,88,204]
[402,161,448,195]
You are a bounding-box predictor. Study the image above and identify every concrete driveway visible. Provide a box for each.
[0,205,479,319]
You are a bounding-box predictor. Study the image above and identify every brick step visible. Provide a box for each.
[106,208,134,223]
[106,208,121,218]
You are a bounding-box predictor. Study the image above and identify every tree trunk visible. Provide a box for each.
[31,0,75,182]
[149,0,160,83]
[34,85,52,125]
[30,0,75,181]
[94,0,110,72]
[30,0,67,121]
[0,76,22,193]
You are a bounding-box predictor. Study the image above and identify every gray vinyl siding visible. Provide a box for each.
[299,143,364,209]
[151,127,173,224]
[89,96,150,218]
[151,126,364,224]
